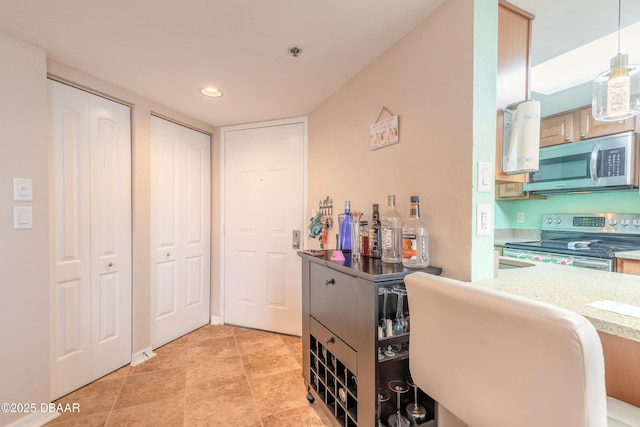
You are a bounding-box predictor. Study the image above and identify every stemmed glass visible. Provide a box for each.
[393,286,408,335]
[388,380,411,427]
[377,387,390,427]
[379,289,390,336]
[405,377,427,425]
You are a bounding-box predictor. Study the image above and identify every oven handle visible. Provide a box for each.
[572,258,610,270]
[590,144,600,184]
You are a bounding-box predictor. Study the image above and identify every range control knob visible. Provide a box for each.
[633,219,640,227]
[554,217,562,224]
[545,217,553,224]
[620,219,630,227]
[609,219,618,226]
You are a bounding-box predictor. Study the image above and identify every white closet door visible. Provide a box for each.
[151,116,210,348]
[89,94,132,378]
[50,80,92,397]
[49,80,131,399]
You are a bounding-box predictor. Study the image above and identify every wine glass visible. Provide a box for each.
[378,387,390,427]
[405,377,427,425]
[388,380,411,427]
[379,289,390,336]
[392,287,408,335]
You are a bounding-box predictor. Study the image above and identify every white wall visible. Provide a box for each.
[0,31,220,425]
[308,0,497,281]
[0,33,50,426]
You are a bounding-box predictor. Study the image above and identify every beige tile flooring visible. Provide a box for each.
[45,324,335,426]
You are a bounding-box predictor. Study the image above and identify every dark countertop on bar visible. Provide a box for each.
[298,250,442,282]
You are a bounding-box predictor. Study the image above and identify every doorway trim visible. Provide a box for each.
[218,116,308,326]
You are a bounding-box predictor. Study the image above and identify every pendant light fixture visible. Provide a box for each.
[592,0,640,121]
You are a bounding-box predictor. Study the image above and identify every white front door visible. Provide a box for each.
[49,80,132,399]
[223,119,305,336]
[150,116,211,348]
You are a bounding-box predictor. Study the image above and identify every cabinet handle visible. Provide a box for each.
[580,133,586,139]
[563,136,570,142]
[325,336,335,345]
[107,262,113,267]
[326,278,335,286]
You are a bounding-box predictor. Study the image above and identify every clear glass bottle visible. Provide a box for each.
[381,195,403,264]
[339,201,352,253]
[402,196,429,268]
[369,204,382,259]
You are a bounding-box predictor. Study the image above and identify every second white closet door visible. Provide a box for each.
[151,116,211,348]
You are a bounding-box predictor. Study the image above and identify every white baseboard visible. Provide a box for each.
[210,315,222,325]
[5,411,59,427]
[130,346,157,367]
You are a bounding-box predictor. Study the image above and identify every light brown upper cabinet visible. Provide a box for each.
[540,112,574,147]
[540,105,636,147]
[579,107,635,140]
[495,0,534,184]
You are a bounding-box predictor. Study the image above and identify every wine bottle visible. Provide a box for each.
[369,204,382,259]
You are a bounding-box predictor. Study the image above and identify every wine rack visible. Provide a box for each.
[310,335,358,426]
[300,251,442,425]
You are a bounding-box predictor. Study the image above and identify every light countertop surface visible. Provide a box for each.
[472,258,640,343]
[616,250,640,260]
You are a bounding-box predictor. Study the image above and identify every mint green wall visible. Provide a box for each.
[471,0,498,280]
[495,191,640,229]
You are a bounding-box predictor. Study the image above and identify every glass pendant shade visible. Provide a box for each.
[592,53,640,121]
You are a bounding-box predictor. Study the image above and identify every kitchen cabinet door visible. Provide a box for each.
[579,107,635,141]
[495,1,533,184]
[540,112,575,147]
[616,258,640,276]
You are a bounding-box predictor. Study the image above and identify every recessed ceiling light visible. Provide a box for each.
[200,87,223,98]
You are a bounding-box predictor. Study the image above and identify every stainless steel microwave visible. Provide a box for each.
[524,132,639,194]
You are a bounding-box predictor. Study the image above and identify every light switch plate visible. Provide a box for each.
[477,161,492,193]
[13,206,33,230]
[13,178,33,201]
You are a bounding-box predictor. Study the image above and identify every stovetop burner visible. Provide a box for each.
[503,213,640,259]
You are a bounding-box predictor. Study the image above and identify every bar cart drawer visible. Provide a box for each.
[310,317,357,373]
[310,262,357,348]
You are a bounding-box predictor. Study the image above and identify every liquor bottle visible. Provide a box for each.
[369,204,382,259]
[402,196,429,268]
[339,201,352,253]
[359,221,370,257]
[381,195,403,264]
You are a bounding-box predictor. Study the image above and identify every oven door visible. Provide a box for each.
[503,248,613,271]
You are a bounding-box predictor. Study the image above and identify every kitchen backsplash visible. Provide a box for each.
[495,191,640,229]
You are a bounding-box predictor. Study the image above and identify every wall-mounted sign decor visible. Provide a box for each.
[370,107,399,150]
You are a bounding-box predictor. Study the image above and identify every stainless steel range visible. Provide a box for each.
[503,213,640,271]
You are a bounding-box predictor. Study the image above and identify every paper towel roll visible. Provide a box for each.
[504,100,541,174]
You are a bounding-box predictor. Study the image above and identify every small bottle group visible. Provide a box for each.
[337,195,429,268]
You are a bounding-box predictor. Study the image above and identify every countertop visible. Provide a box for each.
[616,250,640,260]
[299,250,442,282]
[473,258,640,343]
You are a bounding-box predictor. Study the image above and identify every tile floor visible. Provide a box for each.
[45,324,335,426]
